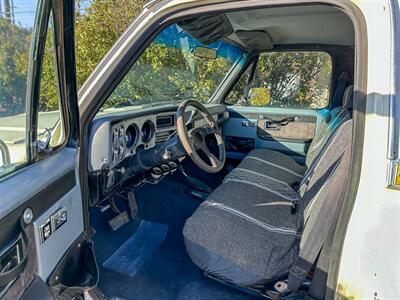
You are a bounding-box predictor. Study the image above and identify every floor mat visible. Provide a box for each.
[92,177,256,300]
[103,220,168,277]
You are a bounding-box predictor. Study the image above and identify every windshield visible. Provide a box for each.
[99,24,243,114]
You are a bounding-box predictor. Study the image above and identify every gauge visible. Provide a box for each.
[124,124,138,148]
[119,126,125,140]
[118,145,124,160]
[141,120,155,144]
[113,148,119,163]
[113,128,119,145]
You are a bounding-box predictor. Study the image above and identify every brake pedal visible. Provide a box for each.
[127,191,138,220]
[108,211,129,231]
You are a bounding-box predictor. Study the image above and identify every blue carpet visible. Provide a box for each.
[103,220,168,277]
[92,171,256,300]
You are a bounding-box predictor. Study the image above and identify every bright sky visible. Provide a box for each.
[4,0,91,28]
[8,0,37,28]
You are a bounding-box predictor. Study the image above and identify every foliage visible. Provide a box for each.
[39,0,146,111]
[1,0,332,117]
[107,42,232,108]
[0,18,31,117]
[40,25,58,111]
[74,0,145,88]
[227,52,332,108]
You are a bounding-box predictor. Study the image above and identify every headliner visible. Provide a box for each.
[225,5,354,48]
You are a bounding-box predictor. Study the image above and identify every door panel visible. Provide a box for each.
[0,148,83,297]
[0,0,83,297]
[223,106,329,163]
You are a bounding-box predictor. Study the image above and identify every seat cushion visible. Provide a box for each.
[183,180,300,287]
[227,148,306,186]
[183,119,353,290]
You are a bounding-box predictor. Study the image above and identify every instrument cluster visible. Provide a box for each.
[110,115,156,168]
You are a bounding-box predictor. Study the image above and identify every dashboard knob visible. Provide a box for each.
[162,149,172,161]
[151,167,162,179]
[168,162,178,173]
[161,164,170,175]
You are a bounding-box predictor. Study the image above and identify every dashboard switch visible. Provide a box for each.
[51,207,67,232]
[39,218,52,243]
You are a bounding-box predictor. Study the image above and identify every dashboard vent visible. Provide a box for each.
[155,130,174,144]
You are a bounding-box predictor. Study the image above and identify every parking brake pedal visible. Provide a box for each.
[108,211,129,231]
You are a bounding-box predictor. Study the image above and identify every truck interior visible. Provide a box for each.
[85,3,357,300]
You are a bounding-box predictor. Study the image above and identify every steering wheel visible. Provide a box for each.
[176,100,226,173]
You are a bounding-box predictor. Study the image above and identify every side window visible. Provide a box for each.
[0,9,64,179]
[225,64,252,105]
[0,8,35,177]
[38,15,65,148]
[225,51,332,109]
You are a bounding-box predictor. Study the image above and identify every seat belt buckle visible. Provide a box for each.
[264,281,290,299]
[274,281,289,294]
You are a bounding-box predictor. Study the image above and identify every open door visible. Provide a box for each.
[0,0,96,299]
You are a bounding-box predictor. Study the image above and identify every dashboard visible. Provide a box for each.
[87,104,229,204]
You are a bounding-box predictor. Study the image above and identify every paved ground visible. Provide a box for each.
[0,111,60,143]
[0,111,60,165]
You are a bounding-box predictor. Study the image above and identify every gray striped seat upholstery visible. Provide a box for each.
[183,118,353,288]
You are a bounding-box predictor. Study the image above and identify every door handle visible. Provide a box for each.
[265,116,299,130]
[265,122,282,130]
[0,217,30,287]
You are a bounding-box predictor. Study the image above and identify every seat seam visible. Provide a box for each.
[224,178,298,201]
[204,201,300,236]
[230,167,293,187]
[244,156,304,178]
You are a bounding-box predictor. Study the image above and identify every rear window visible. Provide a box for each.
[226,51,332,109]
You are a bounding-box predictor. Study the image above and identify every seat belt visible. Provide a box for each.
[239,55,259,105]
[331,72,349,108]
[306,222,336,299]
[285,149,349,294]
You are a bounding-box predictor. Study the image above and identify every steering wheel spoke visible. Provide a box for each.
[209,153,223,168]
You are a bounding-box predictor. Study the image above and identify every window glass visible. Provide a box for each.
[37,15,65,149]
[225,64,252,105]
[99,24,243,115]
[0,2,37,178]
[226,51,332,109]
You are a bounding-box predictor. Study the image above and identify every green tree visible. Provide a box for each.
[0,18,31,116]
[226,52,332,108]
[75,0,145,87]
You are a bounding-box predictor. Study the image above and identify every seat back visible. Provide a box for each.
[298,119,353,246]
[305,85,354,168]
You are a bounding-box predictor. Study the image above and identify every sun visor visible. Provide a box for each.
[235,30,274,50]
[178,15,234,45]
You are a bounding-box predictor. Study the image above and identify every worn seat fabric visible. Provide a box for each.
[183,119,353,288]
